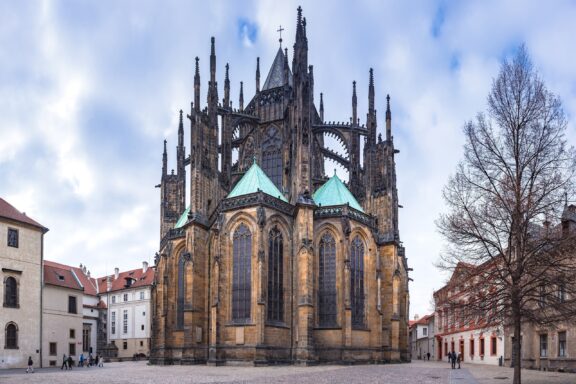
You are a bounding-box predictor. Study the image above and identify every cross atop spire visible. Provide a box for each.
[277,25,284,47]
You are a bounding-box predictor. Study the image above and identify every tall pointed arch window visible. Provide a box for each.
[232,223,252,322]
[318,233,337,326]
[267,227,284,322]
[262,126,283,189]
[5,322,18,349]
[176,252,189,329]
[350,236,365,326]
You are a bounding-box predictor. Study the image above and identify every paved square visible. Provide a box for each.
[1,360,575,384]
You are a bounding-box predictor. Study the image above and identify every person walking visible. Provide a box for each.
[98,354,104,367]
[457,352,462,369]
[67,355,74,370]
[79,353,84,367]
[26,356,34,373]
[450,351,456,369]
[427,352,431,361]
[61,354,68,370]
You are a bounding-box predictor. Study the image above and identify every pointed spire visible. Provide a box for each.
[296,6,303,37]
[368,68,375,113]
[386,94,392,140]
[352,81,357,125]
[194,57,200,112]
[239,81,244,112]
[178,109,184,146]
[319,92,324,122]
[210,36,216,87]
[224,63,230,108]
[256,57,260,93]
[162,139,168,176]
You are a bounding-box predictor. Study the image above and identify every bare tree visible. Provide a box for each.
[437,45,576,384]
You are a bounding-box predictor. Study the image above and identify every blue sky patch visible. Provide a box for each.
[238,18,258,46]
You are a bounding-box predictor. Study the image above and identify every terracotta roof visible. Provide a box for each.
[0,198,48,232]
[409,314,434,328]
[44,262,83,291]
[96,266,155,293]
[44,260,99,296]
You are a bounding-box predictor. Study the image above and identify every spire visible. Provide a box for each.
[162,139,167,176]
[256,57,260,93]
[319,92,324,122]
[224,63,230,108]
[284,48,289,84]
[178,109,184,147]
[239,81,244,112]
[386,94,392,141]
[352,81,357,125]
[296,6,303,38]
[210,37,216,83]
[208,37,217,109]
[194,57,200,112]
[368,68,375,113]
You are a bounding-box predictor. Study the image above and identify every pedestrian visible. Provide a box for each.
[61,353,68,370]
[95,354,99,367]
[79,353,84,367]
[98,354,104,367]
[450,351,456,369]
[68,355,74,370]
[88,353,93,367]
[26,356,34,373]
[427,352,431,361]
[457,352,462,369]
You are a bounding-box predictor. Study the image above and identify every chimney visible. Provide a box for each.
[143,261,149,274]
[106,276,112,292]
[114,267,119,280]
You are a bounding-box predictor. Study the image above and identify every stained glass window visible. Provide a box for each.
[262,126,283,189]
[319,233,337,326]
[233,224,252,322]
[350,236,365,326]
[267,227,283,322]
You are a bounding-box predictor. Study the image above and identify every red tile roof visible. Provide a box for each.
[44,262,83,291]
[409,314,434,328]
[0,198,48,232]
[44,260,99,296]
[96,266,155,293]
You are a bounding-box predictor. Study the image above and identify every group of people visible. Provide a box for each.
[447,350,462,369]
[60,353,104,370]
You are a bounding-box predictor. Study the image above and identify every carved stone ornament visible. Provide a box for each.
[341,216,351,238]
[257,206,266,229]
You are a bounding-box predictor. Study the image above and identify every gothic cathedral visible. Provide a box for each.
[151,7,410,365]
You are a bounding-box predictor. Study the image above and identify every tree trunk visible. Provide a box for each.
[512,290,522,384]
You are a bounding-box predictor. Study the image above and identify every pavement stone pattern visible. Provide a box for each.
[1,360,575,384]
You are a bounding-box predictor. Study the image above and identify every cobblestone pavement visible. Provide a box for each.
[0,360,574,384]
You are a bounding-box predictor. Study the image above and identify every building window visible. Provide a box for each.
[123,341,127,350]
[7,228,18,248]
[82,325,90,352]
[540,334,548,357]
[68,296,77,314]
[69,343,75,356]
[3,276,18,308]
[111,312,116,335]
[539,285,546,308]
[140,291,145,300]
[558,331,566,357]
[423,327,427,336]
[261,125,283,189]
[177,252,188,329]
[557,283,566,303]
[141,324,144,331]
[140,340,143,347]
[491,336,497,355]
[479,338,485,356]
[318,233,337,327]
[470,339,475,356]
[123,310,128,334]
[392,276,400,315]
[111,296,116,304]
[232,223,252,322]
[267,227,284,322]
[350,236,365,327]
[69,329,75,338]
[5,322,18,349]
[49,342,57,356]
[123,293,128,302]
[142,311,145,316]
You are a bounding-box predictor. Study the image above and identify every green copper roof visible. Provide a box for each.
[313,174,364,212]
[227,161,288,202]
[175,206,190,228]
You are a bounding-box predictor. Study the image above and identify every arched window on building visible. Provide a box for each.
[350,236,365,327]
[318,233,337,326]
[267,227,284,322]
[176,252,189,329]
[4,276,18,308]
[392,275,400,316]
[262,126,283,190]
[232,223,252,322]
[5,322,18,349]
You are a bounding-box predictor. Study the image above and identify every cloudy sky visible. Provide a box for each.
[1,0,575,318]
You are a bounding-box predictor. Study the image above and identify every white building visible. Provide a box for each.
[409,314,435,360]
[97,262,154,359]
[0,198,48,369]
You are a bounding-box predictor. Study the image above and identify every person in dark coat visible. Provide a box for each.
[427,352,431,361]
[61,354,68,370]
[67,355,74,370]
[26,356,34,373]
[450,351,456,369]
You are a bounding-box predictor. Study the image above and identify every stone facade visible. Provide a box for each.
[0,198,47,369]
[150,7,409,365]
